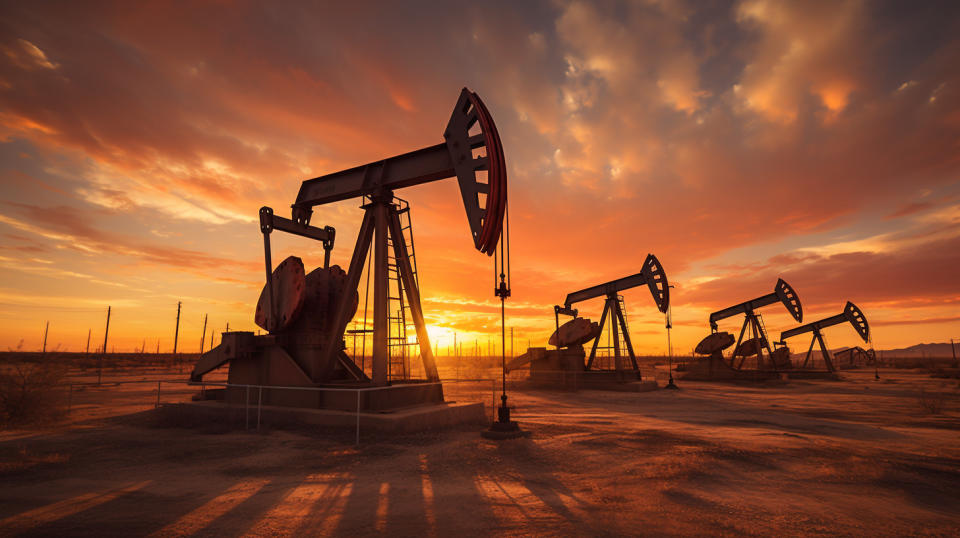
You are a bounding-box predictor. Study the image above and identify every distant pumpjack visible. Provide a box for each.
[553,254,669,379]
[708,279,802,370]
[778,301,869,372]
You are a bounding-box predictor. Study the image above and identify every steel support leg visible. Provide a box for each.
[816,330,835,372]
[586,300,610,370]
[388,208,439,380]
[316,210,375,381]
[372,201,390,386]
[803,334,817,367]
[734,315,750,370]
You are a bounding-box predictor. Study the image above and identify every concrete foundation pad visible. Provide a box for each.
[782,370,841,380]
[159,400,487,433]
[679,358,782,382]
[524,377,659,392]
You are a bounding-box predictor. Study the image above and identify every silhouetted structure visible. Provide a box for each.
[707,279,802,371]
[191,88,508,411]
[507,254,668,390]
[777,301,870,372]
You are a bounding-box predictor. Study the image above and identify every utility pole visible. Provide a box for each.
[952,338,957,368]
[99,306,111,385]
[511,327,514,359]
[42,321,49,355]
[173,301,182,354]
[85,328,91,356]
[200,314,208,354]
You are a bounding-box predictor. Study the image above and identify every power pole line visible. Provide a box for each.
[99,306,111,385]
[200,314,208,353]
[42,321,49,355]
[173,301,182,354]
[85,328,91,356]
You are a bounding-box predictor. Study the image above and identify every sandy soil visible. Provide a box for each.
[1,367,959,536]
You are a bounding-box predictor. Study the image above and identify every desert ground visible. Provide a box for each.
[1,362,959,536]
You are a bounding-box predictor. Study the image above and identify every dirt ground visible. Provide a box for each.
[1,367,959,536]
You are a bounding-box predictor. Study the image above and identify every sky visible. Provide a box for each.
[1,0,959,357]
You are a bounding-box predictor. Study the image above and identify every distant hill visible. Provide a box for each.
[876,342,958,358]
[782,341,957,361]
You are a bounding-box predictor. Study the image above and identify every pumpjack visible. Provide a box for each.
[777,302,870,372]
[191,87,509,412]
[507,254,668,390]
[833,346,876,369]
[705,279,802,371]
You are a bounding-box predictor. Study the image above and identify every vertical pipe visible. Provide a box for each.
[100,306,111,385]
[200,314,207,354]
[173,301,181,354]
[356,390,361,446]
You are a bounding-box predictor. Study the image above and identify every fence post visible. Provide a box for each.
[245,386,250,430]
[355,390,361,446]
[257,386,263,430]
[156,381,161,408]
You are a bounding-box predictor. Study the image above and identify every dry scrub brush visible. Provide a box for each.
[917,389,945,415]
[0,361,67,428]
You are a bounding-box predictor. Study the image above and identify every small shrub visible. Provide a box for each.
[0,362,67,428]
[918,390,945,415]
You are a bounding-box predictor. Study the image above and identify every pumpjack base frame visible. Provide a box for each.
[679,356,782,382]
[194,332,445,412]
[776,370,841,380]
[167,400,485,433]
[512,347,658,392]
[200,382,445,413]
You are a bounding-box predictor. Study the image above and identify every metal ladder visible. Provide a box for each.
[617,295,631,359]
[386,198,420,380]
[755,312,768,343]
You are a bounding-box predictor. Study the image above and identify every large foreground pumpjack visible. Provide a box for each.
[777,301,870,372]
[704,279,802,371]
[191,87,509,411]
[507,254,668,389]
